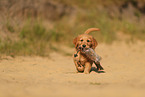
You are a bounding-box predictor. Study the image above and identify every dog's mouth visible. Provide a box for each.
[77,45,90,53]
[81,47,85,52]
[78,46,88,52]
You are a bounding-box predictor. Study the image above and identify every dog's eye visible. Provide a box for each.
[81,39,83,42]
[87,40,90,42]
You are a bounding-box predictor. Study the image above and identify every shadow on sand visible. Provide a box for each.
[91,67,105,73]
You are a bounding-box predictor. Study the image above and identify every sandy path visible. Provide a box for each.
[0,41,145,97]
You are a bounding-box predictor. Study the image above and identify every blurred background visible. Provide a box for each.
[0,0,145,56]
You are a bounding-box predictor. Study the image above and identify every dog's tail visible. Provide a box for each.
[84,28,100,34]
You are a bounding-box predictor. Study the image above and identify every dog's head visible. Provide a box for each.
[73,28,99,50]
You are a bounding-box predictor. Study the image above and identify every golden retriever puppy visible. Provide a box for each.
[73,28,102,74]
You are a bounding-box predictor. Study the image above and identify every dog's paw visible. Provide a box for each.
[84,71,90,74]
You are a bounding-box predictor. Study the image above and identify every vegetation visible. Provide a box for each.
[0,0,145,56]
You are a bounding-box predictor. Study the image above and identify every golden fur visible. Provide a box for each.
[73,28,100,74]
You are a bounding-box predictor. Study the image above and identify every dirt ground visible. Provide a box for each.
[0,41,145,97]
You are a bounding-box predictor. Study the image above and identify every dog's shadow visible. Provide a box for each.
[91,67,105,73]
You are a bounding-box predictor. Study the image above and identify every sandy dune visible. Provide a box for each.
[0,41,145,97]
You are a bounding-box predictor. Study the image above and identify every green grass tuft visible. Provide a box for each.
[90,82,101,85]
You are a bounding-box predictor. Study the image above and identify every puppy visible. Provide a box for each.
[73,28,102,74]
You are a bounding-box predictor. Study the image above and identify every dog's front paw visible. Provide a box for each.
[84,71,90,74]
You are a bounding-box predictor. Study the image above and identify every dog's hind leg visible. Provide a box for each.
[94,62,104,71]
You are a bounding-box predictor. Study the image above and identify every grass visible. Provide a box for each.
[56,0,129,8]
[120,20,145,40]
[90,82,101,85]
[0,19,73,56]
[0,0,145,56]
[6,22,15,33]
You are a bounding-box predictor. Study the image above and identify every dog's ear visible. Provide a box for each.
[73,37,77,45]
[91,38,98,49]
[73,37,78,48]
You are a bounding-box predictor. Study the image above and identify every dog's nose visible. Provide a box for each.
[82,45,86,48]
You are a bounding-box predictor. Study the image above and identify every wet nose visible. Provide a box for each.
[82,44,86,48]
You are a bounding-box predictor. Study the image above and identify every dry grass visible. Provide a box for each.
[0,0,145,56]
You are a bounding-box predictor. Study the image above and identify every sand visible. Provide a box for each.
[0,41,145,97]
